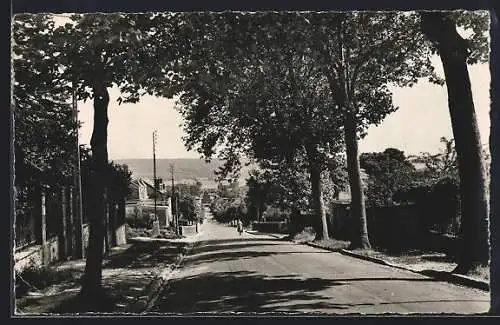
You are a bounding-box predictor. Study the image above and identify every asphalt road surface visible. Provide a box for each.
[149,215,489,315]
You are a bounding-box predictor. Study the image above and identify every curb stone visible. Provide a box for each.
[304,242,489,292]
[128,246,188,313]
[305,241,343,252]
[419,269,489,292]
[339,248,399,268]
[244,230,286,240]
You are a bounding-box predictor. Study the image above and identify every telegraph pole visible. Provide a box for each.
[72,84,84,258]
[170,164,177,234]
[153,131,158,222]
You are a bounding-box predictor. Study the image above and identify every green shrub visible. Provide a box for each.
[262,206,290,222]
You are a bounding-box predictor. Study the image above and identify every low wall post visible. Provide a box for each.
[68,187,75,259]
[112,203,118,246]
[60,187,68,259]
[40,191,49,265]
[104,191,110,254]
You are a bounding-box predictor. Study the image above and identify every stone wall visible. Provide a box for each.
[179,225,198,237]
[14,245,42,272]
[82,222,127,254]
[15,187,129,272]
[115,224,127,246]
[14,236,59,272]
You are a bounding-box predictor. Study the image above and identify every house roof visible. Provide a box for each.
[140,177,154,186]
[131,177,169,196]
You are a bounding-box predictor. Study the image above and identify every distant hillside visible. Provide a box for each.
[114,158,254,185]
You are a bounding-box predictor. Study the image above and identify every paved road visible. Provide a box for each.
[150,216,489,315]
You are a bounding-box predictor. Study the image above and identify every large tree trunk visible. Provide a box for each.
[344,112,371,249]
[80,84,109,308]
[329,18,371,250]
[288,207,304,237]
[421,13,489,273]
[489,7,499,315]
[306,147,329,241]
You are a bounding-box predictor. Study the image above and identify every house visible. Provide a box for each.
[126,177,173,228]
[142,177,168,201]
[128,178,149,202]
[127,177,168,203]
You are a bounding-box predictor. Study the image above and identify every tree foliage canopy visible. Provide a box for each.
[360,148,416,207]
[13,14,78,187]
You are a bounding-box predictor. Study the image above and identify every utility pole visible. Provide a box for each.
[72,85,84,259]
[170,164,177,234]
[153,131,158,222]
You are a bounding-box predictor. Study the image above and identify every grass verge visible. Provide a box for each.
[16,266,82,298]
[306,238,490,282]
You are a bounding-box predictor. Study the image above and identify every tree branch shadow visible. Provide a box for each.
[148,270,474,314]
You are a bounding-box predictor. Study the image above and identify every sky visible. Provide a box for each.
[48,13,492,160]
[75,56,491,160]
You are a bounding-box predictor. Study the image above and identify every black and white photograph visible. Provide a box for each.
[10,8,500,316]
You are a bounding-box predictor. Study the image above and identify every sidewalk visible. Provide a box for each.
[15,238,192,315]
[304,240,490,292]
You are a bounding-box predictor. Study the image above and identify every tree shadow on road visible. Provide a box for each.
[198,237,283,246]
[150,270,342,314]
[184,249,332,268]
[148,270,480,315]
[184,237,331,267]
[193,242,283,255]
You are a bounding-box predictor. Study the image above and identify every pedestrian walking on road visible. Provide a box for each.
[237,219,243,236]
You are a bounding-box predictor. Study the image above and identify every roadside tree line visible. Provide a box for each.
[12,11,494,312]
